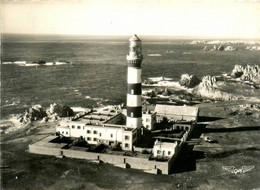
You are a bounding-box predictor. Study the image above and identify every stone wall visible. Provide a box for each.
[29,143,170,174]
[29,145,61,156]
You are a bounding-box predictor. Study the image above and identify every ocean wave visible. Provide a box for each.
[45,62,55,66]
[85,96,110,103]
[166,50,175,54]
[55,61,67,65]
[24,63,39,67]
[14,61,27,64]
[147,76,173,82]
[2,62,13,64]
[143,81,192,93]
[147,54,162,57]
[85,96,92,99]
[2,61,70,66]
[3,100,20,107]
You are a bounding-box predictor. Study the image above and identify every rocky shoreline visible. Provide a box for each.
[0,103,74,134]
[143,64,260,104]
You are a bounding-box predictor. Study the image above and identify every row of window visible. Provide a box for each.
[59,131,131,148]
[175,126,190,131]
[157,150,172,156]
[86,130,98,134]
[60,131,68,135]
[71,125,83,129]
[60,132,130,141]
[70,127,130,140]
[87,137,97,141]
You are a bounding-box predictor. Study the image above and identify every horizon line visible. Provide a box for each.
[2,33,260,41]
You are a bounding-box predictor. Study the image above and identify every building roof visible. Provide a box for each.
[154,104,199,117]
[153,141,177,149]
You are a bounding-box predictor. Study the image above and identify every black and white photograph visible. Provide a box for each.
[1,0,260,189]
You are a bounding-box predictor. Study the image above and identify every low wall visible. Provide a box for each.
[133,147,152,153]
[29,144,61,156]
[29,143,170,174]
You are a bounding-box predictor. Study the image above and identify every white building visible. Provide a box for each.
[142,110,156,130]
[152,140,178,158]
[56,109,137,151]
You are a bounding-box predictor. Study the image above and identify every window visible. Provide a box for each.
[125,143,129,148]
[72,125,75,129]
[77,126,81,129]
[87,130,91,134]
[93,138,97,141]
[157,150,161,154]
[93,130,97,134]
[66,132,68,135]
[62,131,64,134]
[87,137,91,141]
[168,151,171,155]
[99,133,102,137]
[146,118,150,122]
[110,134,113,138]
[125,135,129,140]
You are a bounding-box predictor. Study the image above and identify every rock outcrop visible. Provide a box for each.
[218,45,225,51]
[179,74,201,88]
[230,65,260,84]
[246,46,260,51]
[193,76,235,101]
[144,88,172,98]
[161,88,172,96]
[230,65,244,78]
[18,103,74,125]
[203,46,209,51]
[225,46,237,51]
[240,65,260,84]
[47,103,74,117]
[18,105,47,124]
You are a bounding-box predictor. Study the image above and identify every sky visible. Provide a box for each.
[2,0,260,39]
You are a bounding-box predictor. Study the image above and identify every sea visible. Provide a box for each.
[1,34,260,118]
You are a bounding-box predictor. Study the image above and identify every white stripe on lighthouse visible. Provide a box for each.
[127,68,141,84]
[127,94,141,107]
[126,117,142,128]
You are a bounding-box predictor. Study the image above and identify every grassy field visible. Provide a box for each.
[1,100,260,190]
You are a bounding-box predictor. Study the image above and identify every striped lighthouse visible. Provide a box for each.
[126,35,143,129]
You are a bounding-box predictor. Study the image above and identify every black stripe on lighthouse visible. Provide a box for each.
[127,83,141,95]
[127,106,142,118]
[127,60,142,68]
